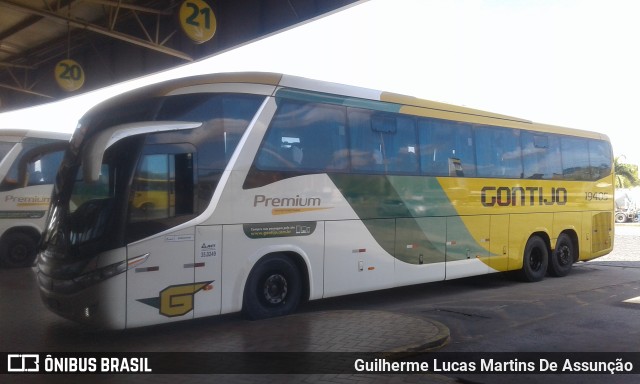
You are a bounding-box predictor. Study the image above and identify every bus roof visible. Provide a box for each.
[84,72,609,142]
[0,129,71,142]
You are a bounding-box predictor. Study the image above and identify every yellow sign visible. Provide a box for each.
[179,0,217,44]
[54,59,85,92]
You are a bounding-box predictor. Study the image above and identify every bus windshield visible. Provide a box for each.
[42,93,265,260]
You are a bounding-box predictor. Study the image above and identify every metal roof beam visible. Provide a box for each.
[0,82,53,98]
[0,62,35,69]
[0,0,193,61]
[0,0,75,40]
[83,0,174,16]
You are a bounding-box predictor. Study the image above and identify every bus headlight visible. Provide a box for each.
[73,253,149,288]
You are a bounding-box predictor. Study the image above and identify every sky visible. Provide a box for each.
[1,0,639,164]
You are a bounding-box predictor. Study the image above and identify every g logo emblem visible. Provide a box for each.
[138,281,213,317]
[159,282,211,317]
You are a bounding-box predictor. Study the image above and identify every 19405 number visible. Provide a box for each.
[585,192,609,201]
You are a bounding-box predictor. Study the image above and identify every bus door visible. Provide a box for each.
[193,225,222,318]
[125,146,202,328]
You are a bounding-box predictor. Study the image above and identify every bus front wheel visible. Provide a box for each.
[519,236,548,282]
[242,254,302,320]
[0,231,38,268]
[548,233,574,277]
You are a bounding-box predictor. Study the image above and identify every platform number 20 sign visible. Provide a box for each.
[54,59,85,92]
[179,0,217,44]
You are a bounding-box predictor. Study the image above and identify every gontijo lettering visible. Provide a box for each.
[481,186,568,207]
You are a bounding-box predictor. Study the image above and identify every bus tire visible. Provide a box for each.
[242,254,302,320]
[548,233,574,277]
[0,231,38,268]
[519,236,548,282]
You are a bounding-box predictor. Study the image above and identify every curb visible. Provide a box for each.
[384,317,451,355]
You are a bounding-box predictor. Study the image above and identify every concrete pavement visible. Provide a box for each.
[1,266,455,383]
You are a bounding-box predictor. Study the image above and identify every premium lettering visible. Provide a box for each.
[4,195,51,204]
[481,186,567,207]
[254,194,321,208]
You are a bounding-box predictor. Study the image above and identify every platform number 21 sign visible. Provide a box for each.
[179,0,217,44]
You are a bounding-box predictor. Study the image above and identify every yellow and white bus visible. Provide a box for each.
[0,129,69,267]
[36,73,613,329]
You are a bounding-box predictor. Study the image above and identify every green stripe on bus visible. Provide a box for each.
[0,210,46,219]
[328,173,491,264]
[274,88,401,113]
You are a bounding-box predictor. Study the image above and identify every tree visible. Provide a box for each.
[614,156,639,188]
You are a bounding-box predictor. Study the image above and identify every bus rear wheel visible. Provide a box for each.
[519,236,548,282]
[548,233,574,277]
[242,254,302,320]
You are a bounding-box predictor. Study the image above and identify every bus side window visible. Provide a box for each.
[348,109,383,172]
[299,105,347,171]
[522,132,562,179]
[588,139,612,180]
[560,137,590,180]
[386,115,418,174]
[476,126,523,178]
[419,119,475,177]
[256,100,347,172]
[255,128,293,170]
[0,139,66,191]
[299,125,341,171]
[348,109,417,174]
[27,150,65,186]
[127,144,196,242]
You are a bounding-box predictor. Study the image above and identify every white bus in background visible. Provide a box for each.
[0,129,69,267]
